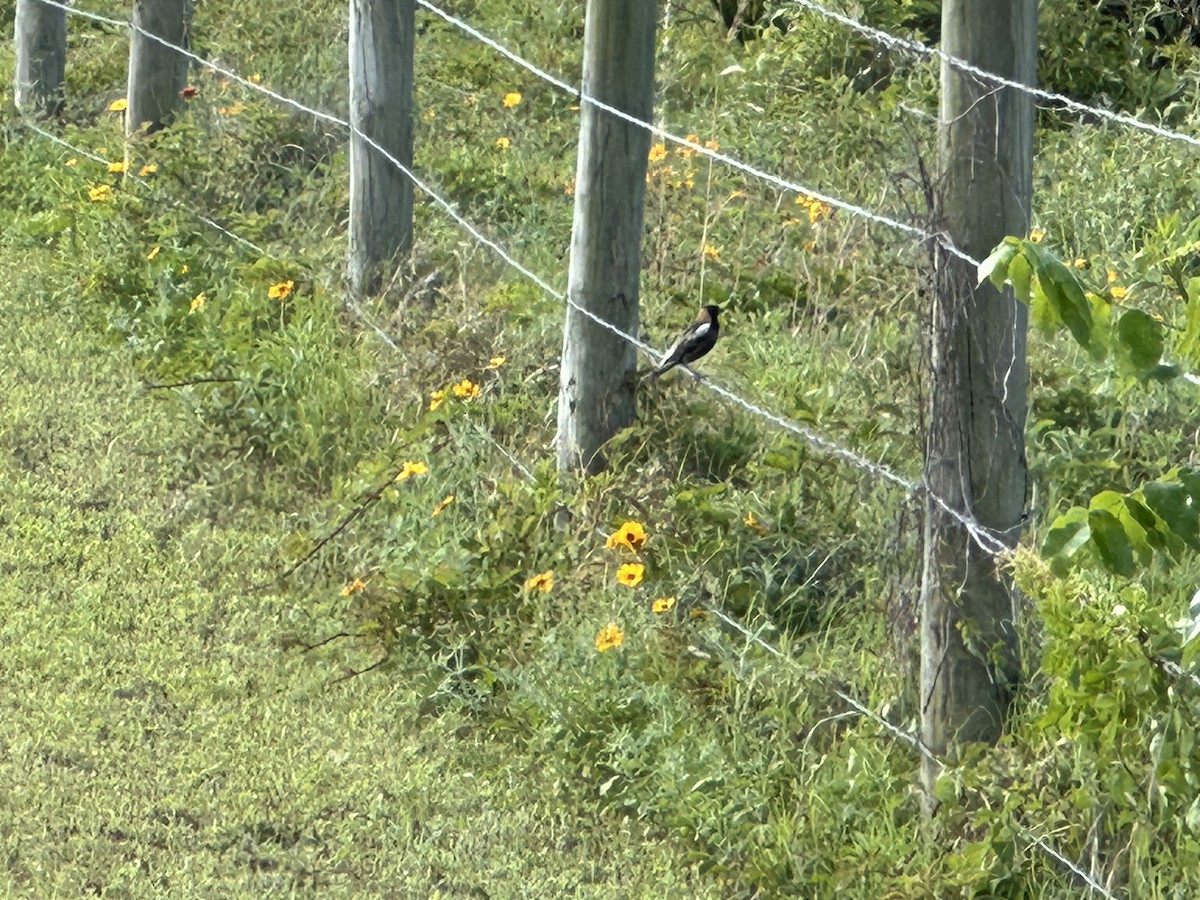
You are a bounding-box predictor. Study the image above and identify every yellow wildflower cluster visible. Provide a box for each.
[395,460,428,481]
[525,570,554,592]
[595,623,624,652]
[795,194,832,223]
[644,136,715,190]
[88,185,112,202]
[502,91,522,108]
[652,596,676,614]
[268,279,295,300]
[452,379,480,399]
[340,577,367,597]
[742,510,769,535]
[616,563,645,587]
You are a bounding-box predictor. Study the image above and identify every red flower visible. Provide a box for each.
[179,85,199,99]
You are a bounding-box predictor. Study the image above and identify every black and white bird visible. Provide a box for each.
[651,305,721,376]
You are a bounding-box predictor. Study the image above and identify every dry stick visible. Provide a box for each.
[144,376,241,390]
[271,460,412,583]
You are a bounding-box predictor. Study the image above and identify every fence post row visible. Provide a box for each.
[920,0,1036,806]
[348,0,416,299]
[14,0,67,117]
[557,0,658,474]
[126,0,194,134]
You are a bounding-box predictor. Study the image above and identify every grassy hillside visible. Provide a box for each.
[5,0,1200,895]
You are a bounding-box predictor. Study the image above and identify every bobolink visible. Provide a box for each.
[651,305,720,376]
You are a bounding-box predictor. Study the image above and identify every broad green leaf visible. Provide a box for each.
[1087,508,1136,576]
[1043,507,1091,575]
[1144,481,1200,550]
[978,237,1020,288]
[1007,248,1033,302]
[1116,309,1164,373]
[1177,277,1200,370]
[1027,243,1093,348]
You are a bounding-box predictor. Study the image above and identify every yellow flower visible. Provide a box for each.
[147,245,161,260]
[703,243,720,261]
[107,161,126,173]
[88,184,112,202]
[652,596,676,614]
[65,157,77,167]
[564,179,574,196]
[495,136,511,149]
[648,142,668,164]
[108,98,128,112]
[502,91,522,108]
[428,389,446,412]
[452,378,480,399]
[525,570,554,592]
[1111,284,1128,301]
[616,563,645,587]
[189,292,207,313]
[1029,228,1046,243]
[268,279,295,300]
[250,72,263,84]
[1072,257,1087,268]
[595,623,624,652]
[680,134,700,158]
[605,520,646,552]
[486,355,506,369]
[421,108,436,122]
[340,577,367,597]
[432,494,455,516]
[218,101,246,116]
[742,510,769,535]
[138,163,158,176]
[704,138,720,151]
[395,460,428,481]
[1106,268,1119,285]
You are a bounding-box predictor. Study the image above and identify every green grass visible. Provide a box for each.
[0,261,720,897]
[6,0,1200,894]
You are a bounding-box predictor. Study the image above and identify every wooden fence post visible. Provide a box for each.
[126,0,193,135]
[557,0,657,474]
[920,0,1037,806]
[348,0,415,299]
[14,0,67,117]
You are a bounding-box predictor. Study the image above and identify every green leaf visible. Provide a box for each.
[1007,249,1033,304]
[1116,309,1164,373]
[977,237,1020,289]
[1087,508,1136,576]
[1176,277,1200,370]
[1043,507,1091,575]
[1143,481,1200,550]
[1027,243,1093,348]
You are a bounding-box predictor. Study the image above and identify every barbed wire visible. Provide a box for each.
[19,15,1124,897]
[784,0,1200,151]
[412,0,981,269]
[41,0,1014,557]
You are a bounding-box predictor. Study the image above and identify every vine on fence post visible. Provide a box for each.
[920,0,1037,810]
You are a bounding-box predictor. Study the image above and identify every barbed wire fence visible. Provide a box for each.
[18,0,1196,893]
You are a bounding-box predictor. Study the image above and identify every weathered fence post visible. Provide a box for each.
[14,0,67,117]
[557,0,657,474]
[126,0,193,135]
[347,0,415,299]
[920,0,1037,806]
